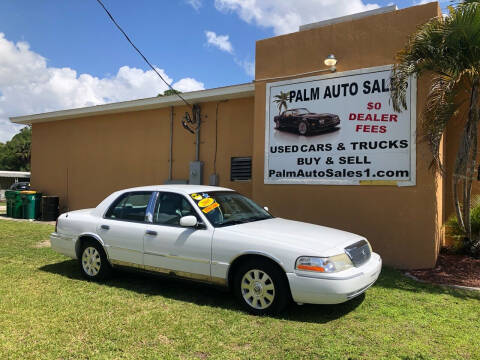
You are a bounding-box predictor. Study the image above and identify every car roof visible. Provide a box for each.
[119,184,233,195]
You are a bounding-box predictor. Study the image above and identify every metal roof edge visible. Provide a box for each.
[299,5,399,31]
[10,82,255,125]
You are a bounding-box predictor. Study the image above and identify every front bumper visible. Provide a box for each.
[287,252,382,304]
[309,117,340,130]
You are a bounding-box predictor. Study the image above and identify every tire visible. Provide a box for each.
[233,259,290,315]
[79,240,112,281]
[298,120,309,135]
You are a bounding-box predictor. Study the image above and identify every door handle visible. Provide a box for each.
[145,230,157,236]
[100,224,110,230]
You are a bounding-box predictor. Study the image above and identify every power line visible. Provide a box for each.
[95,0,192,109]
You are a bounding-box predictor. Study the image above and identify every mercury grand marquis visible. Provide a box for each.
[50,185,382,315]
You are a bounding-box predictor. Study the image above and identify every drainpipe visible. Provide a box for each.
[194,104,201,161]
[168,106,174,181]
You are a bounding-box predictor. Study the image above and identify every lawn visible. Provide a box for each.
[0,220,479,359]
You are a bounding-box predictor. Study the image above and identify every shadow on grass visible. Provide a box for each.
[375,267,480,301]
[39,259,364,323]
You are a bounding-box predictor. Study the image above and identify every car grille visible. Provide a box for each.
[344,240,371,267]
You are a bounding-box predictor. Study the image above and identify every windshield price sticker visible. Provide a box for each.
[265,66,416,186]
[198,197,214,208]
[202,202,220,214]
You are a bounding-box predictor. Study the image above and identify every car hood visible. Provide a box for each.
[220,217,365,253]
[301,113,336,119]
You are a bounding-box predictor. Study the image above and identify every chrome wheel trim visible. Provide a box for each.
[240,269,275,310]
[298,122,307,135]
[82,246,101,277]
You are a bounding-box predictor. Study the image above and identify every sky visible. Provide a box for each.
[0,0,450,142]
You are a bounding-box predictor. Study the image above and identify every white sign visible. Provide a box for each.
[264,65,416,186]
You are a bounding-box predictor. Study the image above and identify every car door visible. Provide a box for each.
[98,191,154,267]
[143,192,213,281]
[280,110,290,127]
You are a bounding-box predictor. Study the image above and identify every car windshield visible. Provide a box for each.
[189,191,273,227]
[292,108,310,115]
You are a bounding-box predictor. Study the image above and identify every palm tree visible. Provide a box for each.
[390,1,480,250]
[274,92,289,115]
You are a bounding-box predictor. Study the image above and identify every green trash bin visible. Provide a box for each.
[5,190,16,217]
[11,191,23,219]
[21,191,42,220]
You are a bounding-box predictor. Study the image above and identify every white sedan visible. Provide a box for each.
[51,185,382,315]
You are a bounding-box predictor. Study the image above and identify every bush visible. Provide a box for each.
[445,196,480,257]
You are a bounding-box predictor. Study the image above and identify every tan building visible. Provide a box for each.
[12,2,450,269]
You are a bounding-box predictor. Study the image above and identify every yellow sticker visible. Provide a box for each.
[198,197,214,208]
[359,180,398,186]
[191,193,203,201]
[202,202,219,213]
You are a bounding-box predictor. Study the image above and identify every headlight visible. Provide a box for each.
[295,253,353,273]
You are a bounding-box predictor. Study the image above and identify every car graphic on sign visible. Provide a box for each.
[274,108,340,135]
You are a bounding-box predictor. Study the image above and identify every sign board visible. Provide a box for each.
[264,65,416,186]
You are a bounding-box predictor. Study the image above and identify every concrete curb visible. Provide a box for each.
[404,272,480,292]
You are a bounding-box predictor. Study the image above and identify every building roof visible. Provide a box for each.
[123,184,233,194]
[10,82,254,125]
[0,171,30,178]
[299,5,398,31]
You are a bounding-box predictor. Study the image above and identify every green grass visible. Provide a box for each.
[0,220,479,359]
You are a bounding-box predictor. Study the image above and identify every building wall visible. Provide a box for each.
[31,97,254,211]
[252,2,442,268]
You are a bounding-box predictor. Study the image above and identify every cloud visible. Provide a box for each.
[171,77,205,92]
[214,0,381,35]
[186,0,202,11]
[204,30,254,77]
[235,59,255,77]
[205,31,234,54]
[0,33,204,143]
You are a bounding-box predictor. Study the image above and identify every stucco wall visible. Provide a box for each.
[252,2,442,268]
[31,97,254,211]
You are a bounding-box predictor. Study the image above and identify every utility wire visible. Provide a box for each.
[95,0,192,109]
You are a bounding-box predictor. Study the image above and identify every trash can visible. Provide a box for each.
[11,191,23,219]
[20,191,42,220]
[5,190,16,217]
[40,196,59,221]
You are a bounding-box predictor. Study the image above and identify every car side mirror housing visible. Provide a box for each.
[180,215,198,227]
[264,206,269,212]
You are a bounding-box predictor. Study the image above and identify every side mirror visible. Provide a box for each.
[180,215,198,227]
[264,206,269,212]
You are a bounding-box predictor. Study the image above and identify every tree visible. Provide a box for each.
[0,127,31,171]
[390,1,480,253]
[158,89,182,97]
[273,91,289,115]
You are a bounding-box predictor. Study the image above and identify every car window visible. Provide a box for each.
[153,192,198,226]
[105,192,153,222]
[284,110,292,116]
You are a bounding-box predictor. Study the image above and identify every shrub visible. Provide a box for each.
[445,196,480,257]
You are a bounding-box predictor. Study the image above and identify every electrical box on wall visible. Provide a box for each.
[189,161,204,185]
[209,174,219,186]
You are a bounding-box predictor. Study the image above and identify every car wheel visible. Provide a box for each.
[79,240,112,281]
[298,121,309,135]
[233,259,290,315]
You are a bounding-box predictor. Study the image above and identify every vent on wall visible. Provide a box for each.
[231,157,252,181]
